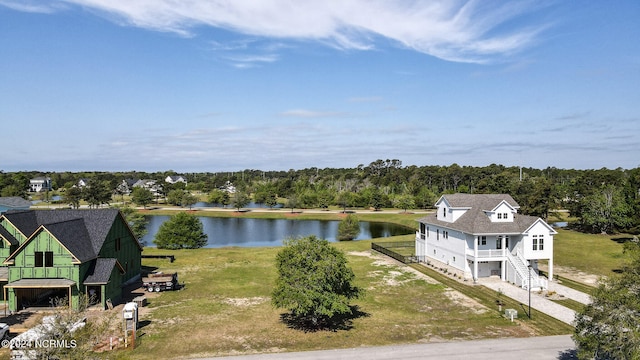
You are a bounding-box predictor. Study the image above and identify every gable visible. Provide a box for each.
[4,226,80,266]
[487,201,517,222]
[523,218,558,235]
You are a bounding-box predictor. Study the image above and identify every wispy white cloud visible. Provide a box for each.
[9,0,552,63]
[0,0,65,13]
[224,53,279,68]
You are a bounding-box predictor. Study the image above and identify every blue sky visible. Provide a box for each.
[1,1,638,172]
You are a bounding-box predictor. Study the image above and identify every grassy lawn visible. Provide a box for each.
[552,228,630,277]
[117,238,556,359]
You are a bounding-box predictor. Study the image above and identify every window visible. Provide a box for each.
[35,251,43,267]
[444,231,448,239]
[533,235,544,251]
[45,251,54,267]
[442,207,446,218]
[34,251,53,267]
[115,238,121,252]
[497,213,502,219]
[420,223,426,239]
[480,236,487,246]
[503,213,508,219]
[496,236,502,249]
[427,226,429,237]
[437,229,440,240]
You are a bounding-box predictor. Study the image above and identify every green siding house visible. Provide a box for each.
[0,209,142,311]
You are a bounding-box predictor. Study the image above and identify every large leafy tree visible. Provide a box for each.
[392,194,416,213]
[65,187,83,209]
[272,235,362,330]
[337,214,360,241]
[580,185,633,234]
[83,179,112,208]
[208,189,230,207]
[574,237,640,359]
[231,191,250,211]
[131,187,154,209]
[154,212,208,249]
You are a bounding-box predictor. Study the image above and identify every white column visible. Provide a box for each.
[548,257,554,280]
[473,236,478,282]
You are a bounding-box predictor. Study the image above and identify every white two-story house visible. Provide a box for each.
[415,194,556,290]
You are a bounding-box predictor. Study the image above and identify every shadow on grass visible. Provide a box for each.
[279,305,370,332]
[610,236,635,244]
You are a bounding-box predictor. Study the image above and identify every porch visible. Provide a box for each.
[466,248,508,260]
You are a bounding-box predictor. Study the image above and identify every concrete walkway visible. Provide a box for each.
[547,282,592,305]
[479,278,591,325]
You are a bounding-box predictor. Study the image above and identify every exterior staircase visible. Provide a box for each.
[505,250,548,290]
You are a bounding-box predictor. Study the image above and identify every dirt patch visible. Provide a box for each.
[351,250,440,285]
[222,297,268,307]
[539,263,601,285]
[442,289,487,314]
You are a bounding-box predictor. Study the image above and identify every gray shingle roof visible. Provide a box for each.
[2,210,40,236]
[418,194,537,235]
[84,258,119,285]
[439,193,520,210]
[32,209,120,255]
[3,209,125,263]
[45,219,97,262]
[0,197,32,209]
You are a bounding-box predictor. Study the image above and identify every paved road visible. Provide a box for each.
[206,335,576,360]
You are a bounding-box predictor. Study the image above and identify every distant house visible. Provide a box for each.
[220,181,236,194]
[116,179,139,195]
[77,178,90,188]
[133,179,163,197]
[0,209,142,311]
[0,197,31,213]
[415,194,556,290]
[29,177,51,193]
[165,175,187,185]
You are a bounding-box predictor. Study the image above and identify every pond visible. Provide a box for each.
[141,216,414,248]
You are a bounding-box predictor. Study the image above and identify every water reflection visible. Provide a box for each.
[141,216,413,248]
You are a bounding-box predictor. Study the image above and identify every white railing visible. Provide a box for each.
[506,250,548,290]
[466,248,506,258]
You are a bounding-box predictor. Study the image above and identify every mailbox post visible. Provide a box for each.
[123,302,139,348]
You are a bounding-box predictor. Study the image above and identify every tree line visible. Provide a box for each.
[1,160,639,234]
